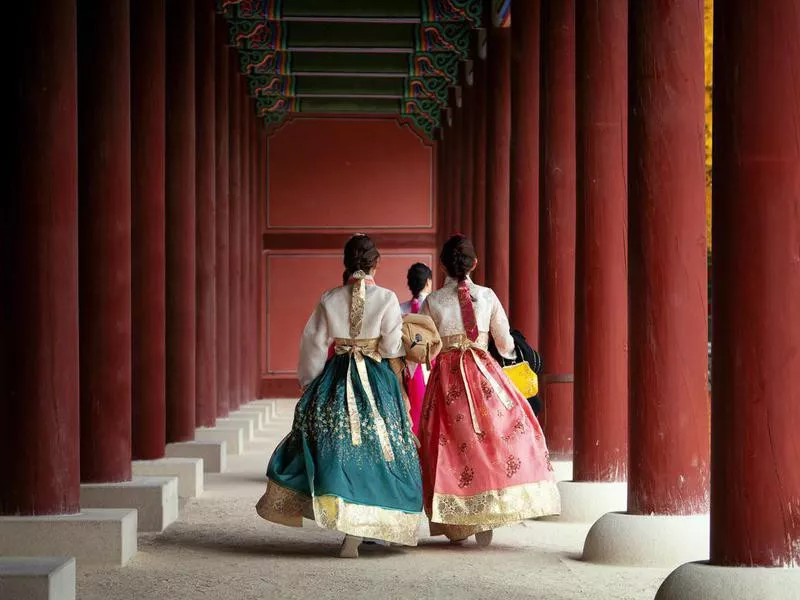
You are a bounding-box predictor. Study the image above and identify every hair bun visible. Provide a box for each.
[343,234,381,274]
[440,235,477,281]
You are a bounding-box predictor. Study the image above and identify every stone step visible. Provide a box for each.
[0,557,76,600]
[0,510,137,566]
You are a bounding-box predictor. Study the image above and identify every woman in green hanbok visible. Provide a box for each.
[256,234,422,558]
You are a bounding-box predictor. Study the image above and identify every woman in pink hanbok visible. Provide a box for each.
[418,235,560,545]
[399,263,433,437]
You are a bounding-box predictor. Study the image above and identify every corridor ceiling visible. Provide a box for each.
[219,0,503,139]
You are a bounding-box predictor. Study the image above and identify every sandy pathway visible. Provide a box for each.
[77,405,668,600]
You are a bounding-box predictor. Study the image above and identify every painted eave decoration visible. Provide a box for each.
[219,0,486,140]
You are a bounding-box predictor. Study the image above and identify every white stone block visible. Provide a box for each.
[542,481,627,523]
[0,510,137,566]
[80,476,178,532]
[249,401,274,424]
[274,398,298,417]
[0,557,76,600]
[132,458,203,498]
[226,411,262,436]
[656,561,800,600]
[233,407,266,430]
[166,441,227,473]
[583,512,710,568]
[195,426,244,455]
[215,417,254,442]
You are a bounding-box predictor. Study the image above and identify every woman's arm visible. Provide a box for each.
[489,289,516,360]
[297,299,331,389]
[378,293,404,359]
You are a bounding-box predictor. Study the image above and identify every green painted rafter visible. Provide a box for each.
[218,0,482,26]
[219,0,482,140]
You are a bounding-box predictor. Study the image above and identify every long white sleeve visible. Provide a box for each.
[297,299,331,389]
[378,293,405,359]
[489,290,516,360]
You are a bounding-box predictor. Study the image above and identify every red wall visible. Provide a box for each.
[261,116,437,396]
[267,118,433,230]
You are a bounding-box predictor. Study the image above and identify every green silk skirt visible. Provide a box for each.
[256,354,423,545]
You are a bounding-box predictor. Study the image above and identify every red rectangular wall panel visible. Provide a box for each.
[267,117,434,231]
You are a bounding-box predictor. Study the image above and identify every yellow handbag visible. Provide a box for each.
[502,359,539,398]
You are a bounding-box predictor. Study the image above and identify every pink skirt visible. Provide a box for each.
[419,347,560,539]
[405,362,432,437]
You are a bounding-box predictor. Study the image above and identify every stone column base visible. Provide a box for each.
[80,476,178,532]
[195,426,244,455]
[583,512,710,568]
[165,441,227,473]
[132,458,203,498]
[0,557,76,600]
[0,510,137,566]
[541,481,627,523]
[656,561,800,600]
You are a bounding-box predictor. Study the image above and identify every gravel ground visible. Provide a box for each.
[77,405,669,600]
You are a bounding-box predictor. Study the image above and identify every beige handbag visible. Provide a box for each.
[401,314,442,369]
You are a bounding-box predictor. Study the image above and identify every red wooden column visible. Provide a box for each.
[539,0,576,459]
[435,136,445,249]
[2,0,80,515]
[709,0,800,570]
[228,60,242,411]
[251,123,261,397]
[257,130,268,389]
[165,0,197,442]
[485,26,511,305]
[131,0,167,460]
[195,0,217,428]
[627,0,708,518]
[77,0,133,483]
[214,17,231,418]
[586,0,710,570]
[509,0,541,342]
[471,52,488,284]
[244,112,254,402]
[446,118,456,237]
[439,117,453,244]
[256,127,268,390]
[250,114,259,400]
[240,87,252,405]
[573,0,628,482]
[450,98,463,238]
[460,74,475,240]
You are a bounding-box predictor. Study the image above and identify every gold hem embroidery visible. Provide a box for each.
[314,495,421,546]
[256,480,421,546]
[430,480,561,526]
[255,480,311,528]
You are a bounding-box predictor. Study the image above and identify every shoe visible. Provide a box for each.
[339,535,363,558]
[475,530,493,547]
[448,537,467,545]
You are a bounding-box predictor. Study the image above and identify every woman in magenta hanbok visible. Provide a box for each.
[399,263,433,437]
[418,235,560,546]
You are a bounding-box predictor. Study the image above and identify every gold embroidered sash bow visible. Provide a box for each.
[442,334,515,435]
[348,270,369,338]
[334,339,395,462]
